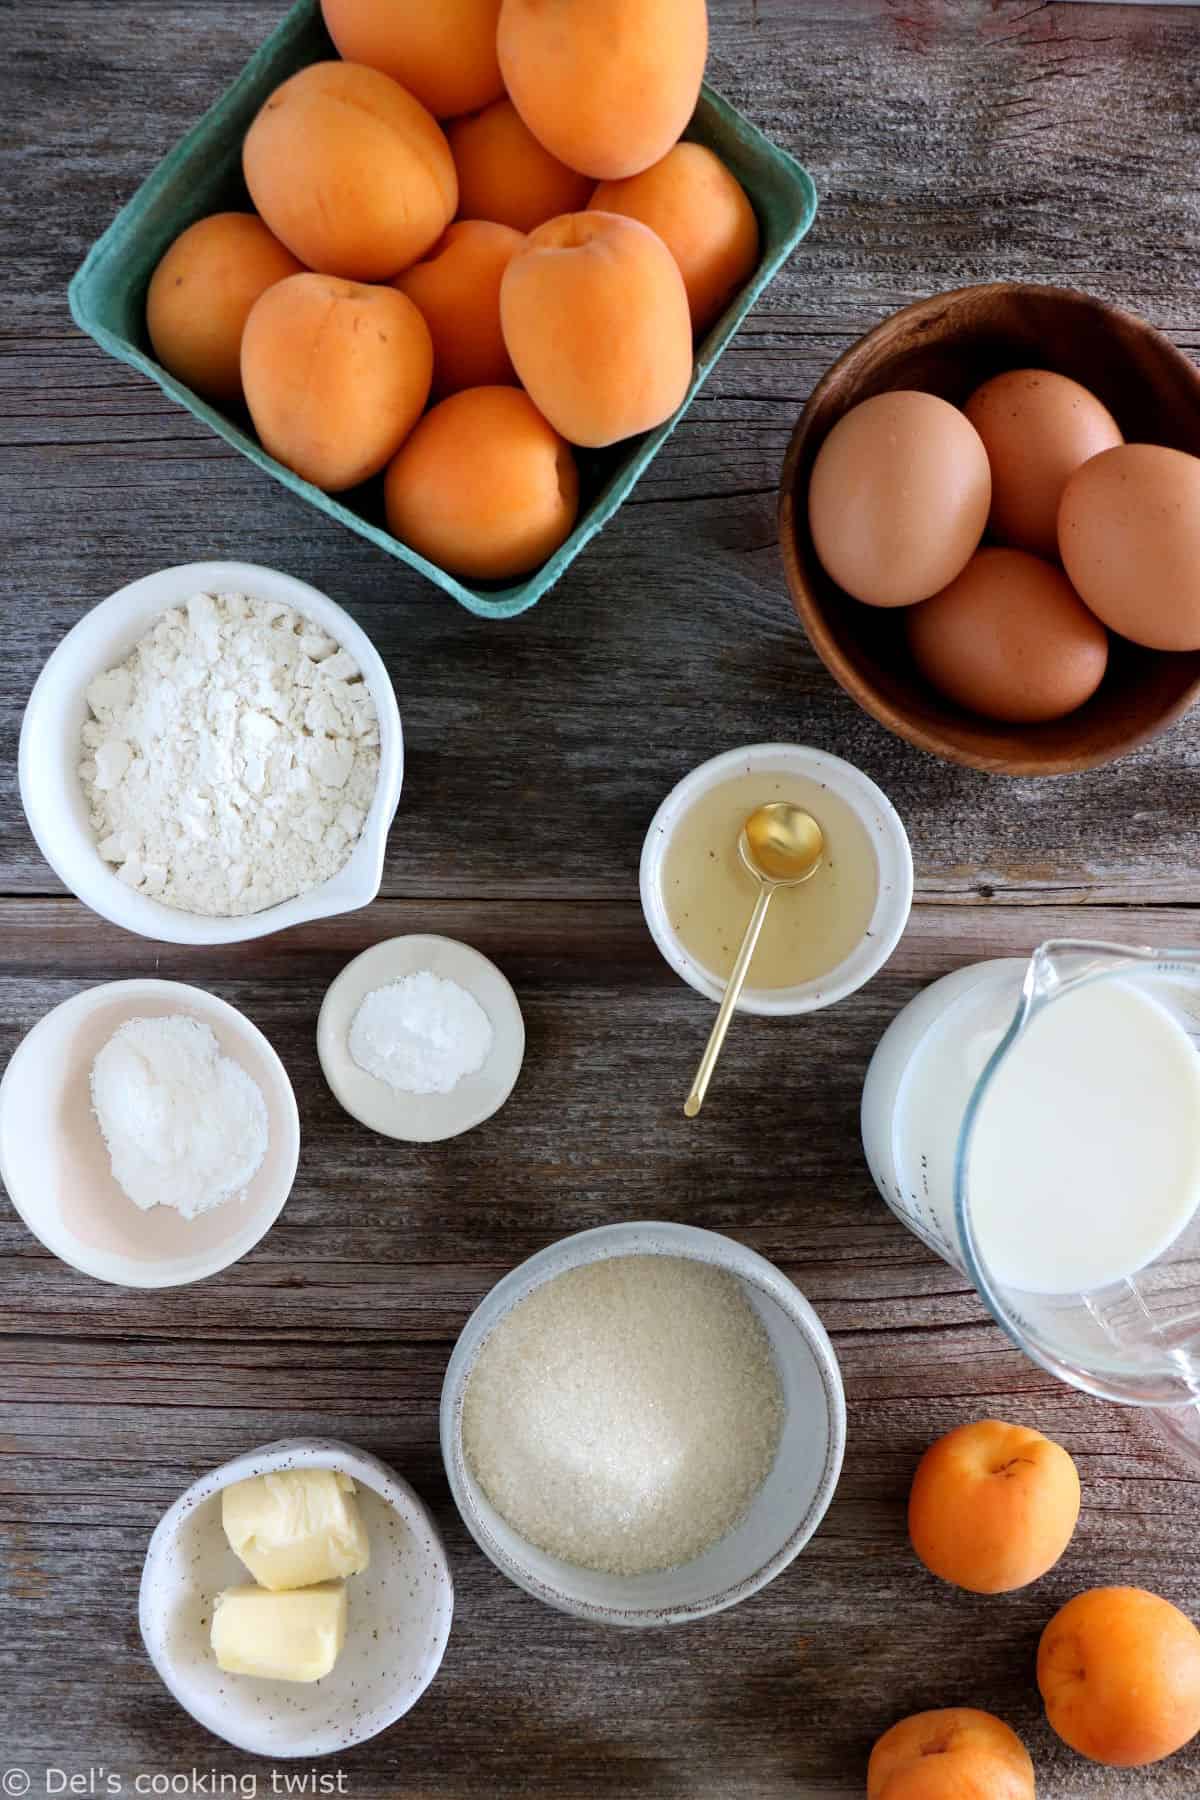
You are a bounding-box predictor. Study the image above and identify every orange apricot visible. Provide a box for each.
[448,100,594,235]
[241,274,432,492]
[500,212,692,448]
[868,1709,1035,1800]
[395,221,524,398]
[384,386,578,581]
[908,1419,1080,1594]
[243,62,457,281]
[1039,1586,1200,1767]
[146,213,303,407]
[320,0,503,118]
[590,144,759,336]
[497,0,708,180]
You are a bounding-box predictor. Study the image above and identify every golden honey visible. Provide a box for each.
[661,770,879,989]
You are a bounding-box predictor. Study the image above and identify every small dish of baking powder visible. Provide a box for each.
[349,972,494,1097]
[317,937,524,1143]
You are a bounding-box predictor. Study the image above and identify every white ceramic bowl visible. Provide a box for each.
[0,979,300,1287]
[140,1438,453,1758]
[640,743,913,1016]
[19,560,403,946]
[441,1221,846,1627]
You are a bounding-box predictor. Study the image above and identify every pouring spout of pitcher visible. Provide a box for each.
[1024,938,1169,1012]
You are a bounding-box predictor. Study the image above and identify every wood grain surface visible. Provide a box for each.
[5,2,1200,1796]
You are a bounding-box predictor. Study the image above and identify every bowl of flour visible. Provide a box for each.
[0,979,300,1286]
[19,562,403,945]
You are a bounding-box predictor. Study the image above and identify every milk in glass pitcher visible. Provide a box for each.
[861,941,1200,1458]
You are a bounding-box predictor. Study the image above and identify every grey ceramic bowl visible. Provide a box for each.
[441,1221,846,1626]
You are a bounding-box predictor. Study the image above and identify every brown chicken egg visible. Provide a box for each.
[1058,443,1200,651]
[807,391,991,607]
[906,546,1109,723]
[965,368,1123,560]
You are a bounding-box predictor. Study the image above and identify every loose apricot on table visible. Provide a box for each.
[320,0,504,119]
[1038,1585,1200,1767]
[591,143,759,336]
[868,1708,1035,1800]
[384,386,579,582]
[243,62,457,281]
[447,99,594,235]
[396,221,524,399]
[242,274,432,492]
[497,0,709,180]
[908,1418,1080,1594]
[500,212,693,448]
[146,213,303,409]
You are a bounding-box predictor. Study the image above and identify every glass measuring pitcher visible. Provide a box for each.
[862,940,1200,1452]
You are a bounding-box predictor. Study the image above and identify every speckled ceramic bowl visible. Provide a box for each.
[140,1438,453,1757]
[441,1222,846,1627]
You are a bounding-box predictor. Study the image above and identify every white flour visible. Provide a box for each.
[349,971,494,1095]
[91,1015,269,1219]
[79,591,381,917]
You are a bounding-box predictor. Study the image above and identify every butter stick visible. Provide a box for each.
[222,1469,370,1591]
[211,1582,347,1683]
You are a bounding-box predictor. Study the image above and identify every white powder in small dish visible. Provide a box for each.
[349,972,494,1096]
[461,1255,784,1576]
[90,1015,269,1219]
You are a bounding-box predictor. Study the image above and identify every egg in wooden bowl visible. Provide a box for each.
[779,282,1200,776]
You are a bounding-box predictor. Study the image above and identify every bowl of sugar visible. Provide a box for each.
[0,979,299,1286]
[440,1221,846,1626]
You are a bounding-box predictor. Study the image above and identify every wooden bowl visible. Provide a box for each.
[779,282,1200,775]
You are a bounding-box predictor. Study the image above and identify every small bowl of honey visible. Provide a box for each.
[640,743,912,1015]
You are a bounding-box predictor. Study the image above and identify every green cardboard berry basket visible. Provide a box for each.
[68,0,818,620]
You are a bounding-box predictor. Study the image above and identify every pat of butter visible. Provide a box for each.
[211,1582,347,1684]
[221,1469,370,1591]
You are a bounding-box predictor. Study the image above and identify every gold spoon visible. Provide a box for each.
[683,802,825,1119]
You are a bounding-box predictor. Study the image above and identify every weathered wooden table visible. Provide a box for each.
[5,1,1200,1793]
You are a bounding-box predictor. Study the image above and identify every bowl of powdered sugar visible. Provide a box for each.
[19,561,402,945]
[441,1221,846,1626]
[0,979,299,1286]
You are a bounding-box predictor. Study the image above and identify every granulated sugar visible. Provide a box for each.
[461,1254,783,1576]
